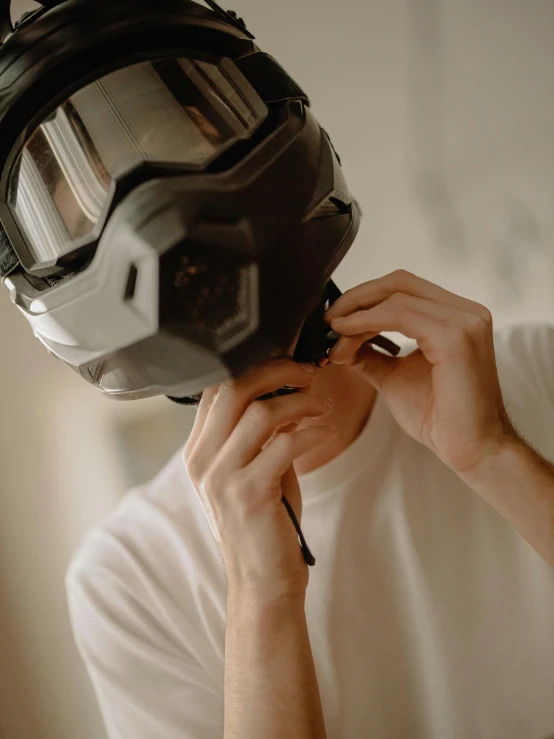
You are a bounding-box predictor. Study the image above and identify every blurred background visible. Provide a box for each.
[1,0,553,736]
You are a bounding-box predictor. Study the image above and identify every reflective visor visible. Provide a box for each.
[8,57,267,270]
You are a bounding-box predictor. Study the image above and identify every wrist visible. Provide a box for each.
[458,431,526,489]
[227,589,307,646]
[226,568,308,608]
[228,586,306,613]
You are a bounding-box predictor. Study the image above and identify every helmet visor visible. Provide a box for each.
[8,57,267,270]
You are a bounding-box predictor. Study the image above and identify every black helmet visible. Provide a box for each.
[0,0,399,403]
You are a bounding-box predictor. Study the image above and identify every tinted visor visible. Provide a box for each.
[8,57,267,270]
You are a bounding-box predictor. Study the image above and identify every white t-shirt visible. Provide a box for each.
[67,322,554,739]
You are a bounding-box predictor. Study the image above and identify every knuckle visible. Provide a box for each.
[183,443,192,464]
[185,450,202,483]
[463,301,493,330]
[467,298,490,316]
[478,305,493,325]
[201,469,215,492]
[466,312,488,333]
[393,268,414,283]
[184,434,199,461]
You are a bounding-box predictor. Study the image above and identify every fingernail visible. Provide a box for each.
[301,363,318,374]
[323,397,333,408]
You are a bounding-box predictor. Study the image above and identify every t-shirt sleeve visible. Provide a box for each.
[66,565,224,739]
[494,321,554,463]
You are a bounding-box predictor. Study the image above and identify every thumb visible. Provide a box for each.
[348,343,398,390]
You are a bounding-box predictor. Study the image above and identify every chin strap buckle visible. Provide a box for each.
[293,279,402,368]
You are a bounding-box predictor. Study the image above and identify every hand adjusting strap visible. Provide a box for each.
[261,280,401,566]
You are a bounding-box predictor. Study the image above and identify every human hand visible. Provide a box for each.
[325,269,518,476]
[184,356,336,600]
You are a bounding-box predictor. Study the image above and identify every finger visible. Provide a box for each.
[325,269,490,322]
[329,332,388,364]
[243,425,338,491]
[339,342,400,390]
[186,357,318,482]
[328,330,380,363]
[208,393,333,480]
[185,353,300,458]
[184,383,220,460]
[329,293,478,364]
[185,385,221,526]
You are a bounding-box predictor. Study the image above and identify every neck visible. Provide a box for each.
[293,362,378,476]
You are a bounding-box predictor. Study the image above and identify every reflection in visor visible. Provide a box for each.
[9,58,267,269]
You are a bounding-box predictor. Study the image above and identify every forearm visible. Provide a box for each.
[224,590,327,739]
[459,435,554,567]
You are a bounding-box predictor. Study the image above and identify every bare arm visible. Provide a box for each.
[224,590,327,739]
[459,435,554,567]
[183,356,336,738]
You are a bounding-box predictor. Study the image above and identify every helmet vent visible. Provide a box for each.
[124,264,138,302]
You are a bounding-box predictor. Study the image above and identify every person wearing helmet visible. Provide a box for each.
[1,2,554,738]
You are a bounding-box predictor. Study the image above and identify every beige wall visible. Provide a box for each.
[1,1,553,737]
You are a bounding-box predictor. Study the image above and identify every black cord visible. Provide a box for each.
[281,494,316,566]
[281,280,401,566]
